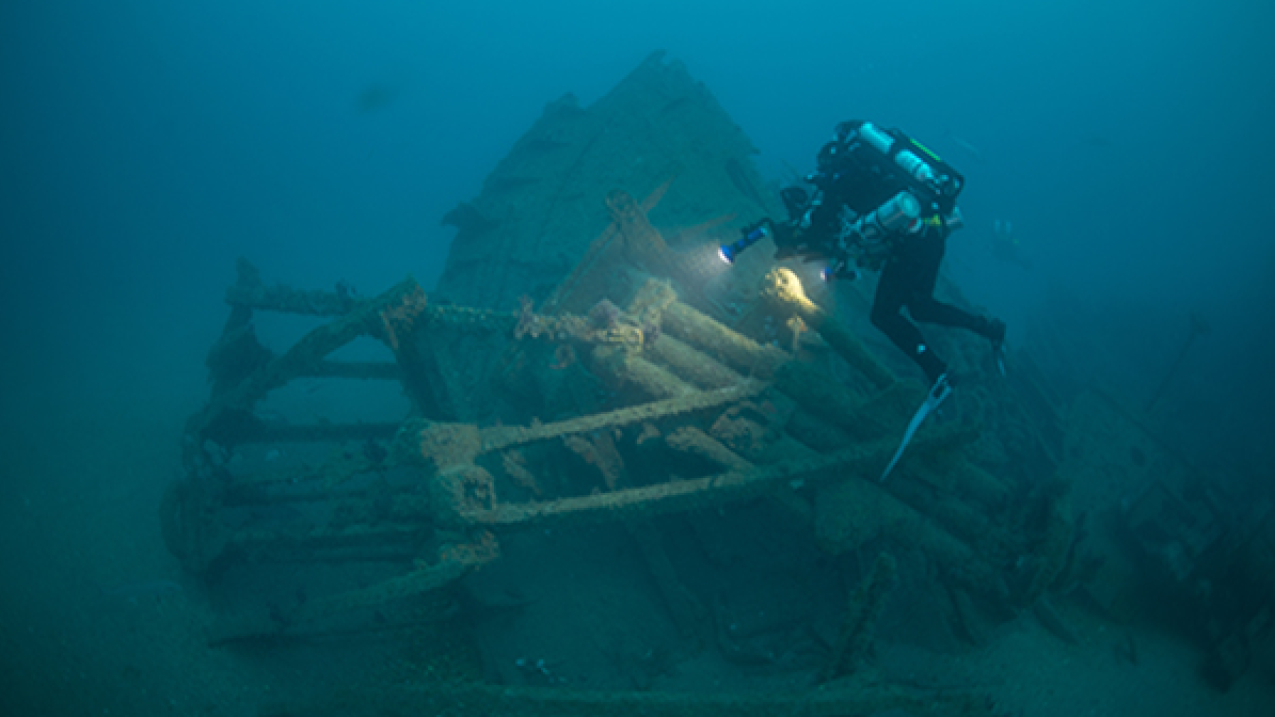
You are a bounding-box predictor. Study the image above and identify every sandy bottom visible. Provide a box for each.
[889,604,1275,717]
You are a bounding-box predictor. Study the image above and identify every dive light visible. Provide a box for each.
[719,222,770,265]
[821,258,859,283]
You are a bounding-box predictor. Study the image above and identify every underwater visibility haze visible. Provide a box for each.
[2,1,1274,715]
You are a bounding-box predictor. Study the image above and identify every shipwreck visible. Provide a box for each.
[162,53,1274,715]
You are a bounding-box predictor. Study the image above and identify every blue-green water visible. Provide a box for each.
[2,2,1273,715]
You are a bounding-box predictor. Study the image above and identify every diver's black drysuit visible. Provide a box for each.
[869,222,1001,384]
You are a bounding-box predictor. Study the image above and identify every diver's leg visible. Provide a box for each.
[904,230,1006,344]
[872,257,947,384]
[909,296,995,334]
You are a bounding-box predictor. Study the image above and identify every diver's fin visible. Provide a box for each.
[879,374,952,483]
[993,344,1007,376]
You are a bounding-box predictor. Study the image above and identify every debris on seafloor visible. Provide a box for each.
[822,552,898,683]
[165,52,1273,715]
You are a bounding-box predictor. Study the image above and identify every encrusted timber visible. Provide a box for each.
[627,276,918,459]
[529,188,776,394]
[823,552,898,682]
[644,331,743,389]
[777,360,913,444]
[760,267,895,390]
[778,351,1022,559]
[452,422,971,532]
[224,282,358,318]
[284,672,998,717]
[415,382,770,525]
[589,344,698,398]
[413,304,517,334]
[535,230,777,402]
[628,279,767,391]
[885,469,1013,556]
[666,425,753,471]
[627,280,911,460]
[189,277,427,441]
[626,280,905,457]
[224,282,516,402]
[173,278,431,573]
[199,271,518,445]
[660,299,788,380]
[210,534,499,647]
[479,380,769,455]
[527,298,758,401]
[225,277,518,335]
[816,462,1013,609]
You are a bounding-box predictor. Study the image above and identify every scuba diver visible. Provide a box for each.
[721,121,1005,477]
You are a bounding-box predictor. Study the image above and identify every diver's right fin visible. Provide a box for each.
[879,373,952,483]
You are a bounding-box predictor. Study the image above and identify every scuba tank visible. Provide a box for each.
[834,121,965,216]
[822,190,923,280]
[840,190,923,251]
[854,122,939,186]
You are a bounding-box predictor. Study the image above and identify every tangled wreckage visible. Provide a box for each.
[163,54,1275,715]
